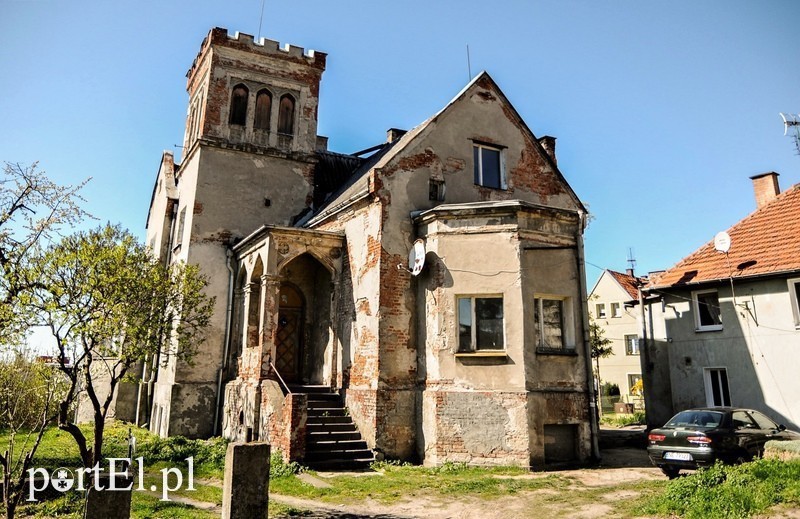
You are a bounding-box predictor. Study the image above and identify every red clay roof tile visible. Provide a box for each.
[649,184,800,288]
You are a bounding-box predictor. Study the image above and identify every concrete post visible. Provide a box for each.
[221,442,271,519]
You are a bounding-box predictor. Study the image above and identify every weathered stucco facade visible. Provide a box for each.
[143,27,598,468]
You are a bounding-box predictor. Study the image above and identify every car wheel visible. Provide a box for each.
[733,452,752,465]
[660,466,680,479]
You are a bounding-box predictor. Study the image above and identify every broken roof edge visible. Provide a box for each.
[412,199,581,223]
[232,223,344,253]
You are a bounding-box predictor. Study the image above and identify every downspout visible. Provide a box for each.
[213,246,236,435]
[576,210,601,462]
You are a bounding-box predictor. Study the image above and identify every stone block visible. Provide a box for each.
[221,442,271,519]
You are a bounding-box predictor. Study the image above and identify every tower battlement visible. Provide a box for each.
[187,27,326,79]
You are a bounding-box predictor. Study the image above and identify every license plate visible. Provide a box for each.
[664,452,693,461]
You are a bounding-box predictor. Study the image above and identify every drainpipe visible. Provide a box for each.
[213,247,236,436]
[576,211,601,462]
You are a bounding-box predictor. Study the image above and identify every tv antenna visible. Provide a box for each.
[466,44,472,81]
[626,247,636,275]
[780,113,800,155]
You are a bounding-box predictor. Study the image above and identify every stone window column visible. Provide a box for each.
[259,274,281,379]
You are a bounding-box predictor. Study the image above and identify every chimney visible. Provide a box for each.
[538,136,556,165]
[626,268,635,277]
[387,128,406,143]
[750,172,780,209]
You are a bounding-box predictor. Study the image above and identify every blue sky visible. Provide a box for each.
[2,0,798,285]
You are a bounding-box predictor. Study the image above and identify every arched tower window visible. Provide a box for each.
[254,89,272,131]
[278,94,295,135]
[229,84,249,126]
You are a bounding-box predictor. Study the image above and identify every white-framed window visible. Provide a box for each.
[595,303,606,319]
[627,374,642,396]
[472,142,506,189]
[704,367,731,407]
[534,295,574,351]
[693,289,722,332]
[610,302,621,318]
[788,278,800,328]
[624,334,640,355]
[458,296,504,352]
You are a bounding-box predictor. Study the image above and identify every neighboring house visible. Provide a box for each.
[643,172,800,430]
[588,269,646,407]
[141,27,598,468]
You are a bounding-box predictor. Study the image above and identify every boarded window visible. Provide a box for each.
[544,424,577,464]
[229,84,249,126]
[278,94,295,135]
[535,298,565,349]
[254,89,272,130]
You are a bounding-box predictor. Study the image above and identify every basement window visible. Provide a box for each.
[473,142,506,189]
[457,296,504,352]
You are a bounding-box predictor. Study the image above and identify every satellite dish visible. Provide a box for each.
[408,239,426,276]
[714,231,731,253]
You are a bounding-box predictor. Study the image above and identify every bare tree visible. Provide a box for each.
[0,161,88,344]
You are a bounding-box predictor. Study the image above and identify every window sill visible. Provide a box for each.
[695,325,723,333]
[535,347,577,356]
[455,351,507,358]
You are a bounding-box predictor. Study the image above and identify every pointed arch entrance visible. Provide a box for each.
[276,252,335,385]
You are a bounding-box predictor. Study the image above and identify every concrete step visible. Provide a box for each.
[307,430,361,442]
[307,422,358,433]
[305,447,374,462]
[303,457,374,471]
[306,439,368,451]
[306,415,353,425]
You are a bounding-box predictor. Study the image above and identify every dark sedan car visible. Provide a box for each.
[647,407,800,478]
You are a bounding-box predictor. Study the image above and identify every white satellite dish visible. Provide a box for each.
[408,239,426,276]
[714,231,731,253]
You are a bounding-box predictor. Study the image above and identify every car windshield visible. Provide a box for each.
[665,410,724,429]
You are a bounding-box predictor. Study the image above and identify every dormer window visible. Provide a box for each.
[473,142,506,189]
[229,84,249,126]
[254,89,272,131]
[278,94,295,135]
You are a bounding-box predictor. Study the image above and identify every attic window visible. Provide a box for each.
[473,143,505,189]
[229,84,249,126]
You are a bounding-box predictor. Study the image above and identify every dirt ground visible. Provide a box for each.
[270,446,665,519]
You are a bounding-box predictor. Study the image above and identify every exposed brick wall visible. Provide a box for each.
[423,389,529,466]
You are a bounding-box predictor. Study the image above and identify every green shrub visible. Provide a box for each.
[269,451,305,478]
[600,411,645,427]
[640,459,800,518]
[601,382,620,396]
[136,434,228,471]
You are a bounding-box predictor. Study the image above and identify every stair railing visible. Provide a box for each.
[269,362,292,395]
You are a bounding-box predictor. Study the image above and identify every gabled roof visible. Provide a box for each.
[649,184,800,289]
[304,71,585,227]
[588,269,643,300]
[608,270,642,299]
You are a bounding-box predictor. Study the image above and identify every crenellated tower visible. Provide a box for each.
[144,28,328,438]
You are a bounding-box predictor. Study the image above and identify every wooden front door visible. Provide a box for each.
[275,285,304,383]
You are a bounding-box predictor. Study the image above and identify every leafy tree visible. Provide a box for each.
[0,353,68,519]
[0,162,87,345]
[589,305,614,416]
[30,224,214,468]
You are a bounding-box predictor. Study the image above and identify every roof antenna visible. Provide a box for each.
[466,44,472,81]
[626,247,636,276]
[780,113,800,155]
[257,0,267,41]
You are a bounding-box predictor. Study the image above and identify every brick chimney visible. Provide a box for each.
[387,128,406,143]
[750,172,780,209]
[538,136,556,165]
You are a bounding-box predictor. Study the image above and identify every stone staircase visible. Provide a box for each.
[288,385,374,471]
